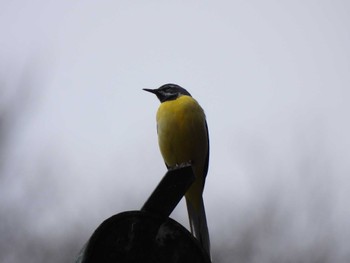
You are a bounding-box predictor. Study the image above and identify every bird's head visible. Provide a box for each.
[143,83,191,103]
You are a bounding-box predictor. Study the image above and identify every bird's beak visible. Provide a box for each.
[143,88,157,94]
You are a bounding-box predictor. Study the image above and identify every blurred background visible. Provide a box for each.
[1,1,349,262]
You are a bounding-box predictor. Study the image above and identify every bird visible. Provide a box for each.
[143,83,210,256]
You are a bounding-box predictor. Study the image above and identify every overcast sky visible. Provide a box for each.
[1,1,350,262]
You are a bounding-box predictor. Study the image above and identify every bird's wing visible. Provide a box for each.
[202,120,210,185]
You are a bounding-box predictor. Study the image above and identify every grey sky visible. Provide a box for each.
[1,1,350,262]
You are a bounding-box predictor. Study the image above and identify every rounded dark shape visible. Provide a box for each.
[78,211,211,263]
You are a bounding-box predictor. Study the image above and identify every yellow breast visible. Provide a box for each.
[156,95,208,179]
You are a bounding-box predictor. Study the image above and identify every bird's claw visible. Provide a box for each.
[168,161,192,171]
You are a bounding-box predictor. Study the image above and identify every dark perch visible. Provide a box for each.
[76,165,211,263]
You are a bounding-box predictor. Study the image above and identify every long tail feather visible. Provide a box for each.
[186,196,211,257]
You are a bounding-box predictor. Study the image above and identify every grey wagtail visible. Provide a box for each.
[143,83,210,256]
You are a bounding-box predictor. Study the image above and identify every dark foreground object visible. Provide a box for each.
[141,164,195,218]
[76,165,211,263]
[77,211,211,263]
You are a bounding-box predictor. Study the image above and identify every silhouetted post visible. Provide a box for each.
[141,164,195,217]
[76,164,211,263]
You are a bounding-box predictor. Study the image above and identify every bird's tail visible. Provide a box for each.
[186,195,211,258]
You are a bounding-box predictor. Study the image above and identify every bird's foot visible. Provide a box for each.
[168,161,192,171]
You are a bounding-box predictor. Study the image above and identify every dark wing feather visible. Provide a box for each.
[202,120,210,184]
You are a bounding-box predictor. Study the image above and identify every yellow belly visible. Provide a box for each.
[156,95,208,199]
